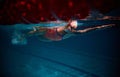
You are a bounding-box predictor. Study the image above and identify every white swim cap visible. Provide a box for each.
[70,20,78,29]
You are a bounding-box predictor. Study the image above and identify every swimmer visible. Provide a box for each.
[10,15,119,44]
[28,20,116,41]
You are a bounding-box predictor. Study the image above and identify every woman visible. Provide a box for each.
[11,15,119,44]
[28,20,115,41]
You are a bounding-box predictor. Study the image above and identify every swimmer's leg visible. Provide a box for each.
[28,26,37,34]
[28,26,47,34]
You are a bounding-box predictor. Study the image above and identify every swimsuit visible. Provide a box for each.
[44,28,64,41]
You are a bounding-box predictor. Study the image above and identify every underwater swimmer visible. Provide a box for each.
[28,20,116,41]
[11,14,119,44]
[9,9,120,44]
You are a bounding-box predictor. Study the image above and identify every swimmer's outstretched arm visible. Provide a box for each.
[72,24,115,33]
[102,16,120,20]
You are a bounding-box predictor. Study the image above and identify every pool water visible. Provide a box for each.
[0,23,119,77]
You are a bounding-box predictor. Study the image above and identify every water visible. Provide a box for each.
[1,24,119,77]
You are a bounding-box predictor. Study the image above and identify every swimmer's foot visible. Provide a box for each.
[28,26,37,34]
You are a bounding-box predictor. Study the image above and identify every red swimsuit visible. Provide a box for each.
[44,28,62,41]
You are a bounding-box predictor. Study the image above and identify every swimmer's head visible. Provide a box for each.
[69,20,78,29]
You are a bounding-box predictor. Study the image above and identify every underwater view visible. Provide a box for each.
[0,0,120,77]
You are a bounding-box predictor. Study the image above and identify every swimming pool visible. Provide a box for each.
[1,24,119,77]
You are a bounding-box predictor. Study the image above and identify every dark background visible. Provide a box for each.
[0,0,120,24]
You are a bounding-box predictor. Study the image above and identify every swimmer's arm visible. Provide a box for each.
[72,24,115,33]
[102,16,120,20]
